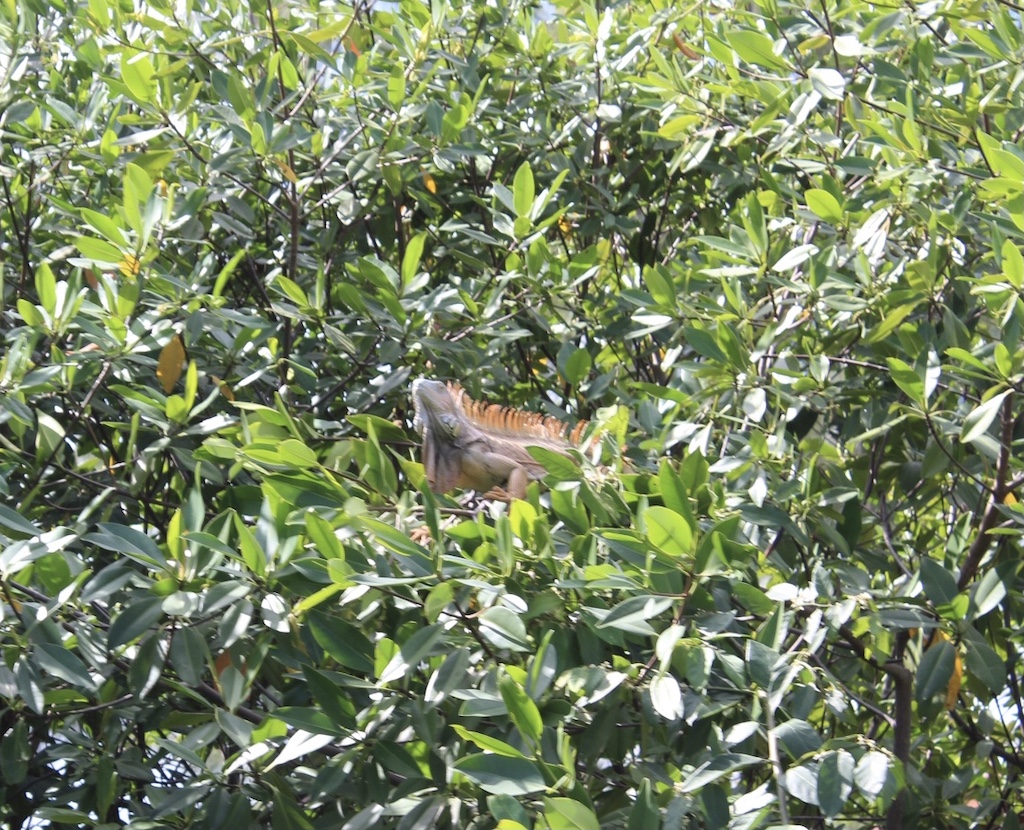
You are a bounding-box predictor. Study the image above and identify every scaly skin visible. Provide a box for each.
[411,378,582,499]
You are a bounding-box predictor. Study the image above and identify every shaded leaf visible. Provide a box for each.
[454,754,546,795]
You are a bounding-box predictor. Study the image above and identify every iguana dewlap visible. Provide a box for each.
[411,378,587,500]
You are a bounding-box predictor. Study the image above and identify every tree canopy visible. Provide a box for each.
[2,0,1024,828]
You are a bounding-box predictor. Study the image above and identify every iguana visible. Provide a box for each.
[411,378,588,500]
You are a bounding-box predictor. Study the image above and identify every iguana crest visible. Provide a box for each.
[448,384,588,448]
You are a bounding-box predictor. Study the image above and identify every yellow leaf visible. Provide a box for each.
[558,215,573,235]
[945,651,962,710]
[157,335,185,393]
[274,159,298,184]
[423,172,437,194]
[119,253,141,278]
[1005,491,1018,505]
[672,33,700,60]
[211,375,236,402]
[213,651,246,690]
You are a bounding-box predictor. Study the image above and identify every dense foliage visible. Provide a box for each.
[2,0,1024,827]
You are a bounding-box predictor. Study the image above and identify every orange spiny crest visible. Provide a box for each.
[448,383,585,445]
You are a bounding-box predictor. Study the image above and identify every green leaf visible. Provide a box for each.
[513,161,535,218]
[387,66,405,109]
[962,633,1005,694]
[0,504,41,536]
[499,674,544,744]
[808,67,846,100]
[273,707,347,737]
[304,667,357,729]
[784,764,820,806]
[561,347,592,386]
[743,192,767,257]
[643,265,676,307]
[805,188,844,223]
[644,505,694,556]
[452,725,526,758]
[628,778,660,830]
[745,639,779,688]
[864,303,914,344]
[121,52,155,104]
[854,751,891,798]
[85,523,168,571]
[424,581,454,623]
[378,624,445,683]
[886,357,924,405]
[212,249,246,297]
[920,559,958,606]
[732,582,774,615]
[454,754,546,795]
[542,797,600,830]
[373,741,424,779]
[34,262,57,316]
[726,30,791,71]
[773,718,822,760]
[1002,240,1024,288]
[683,325,727,362]
[401,232,427,287]
[945,347,993,375]
[526,446,581,480]
[307,612,374,673]
[128,634,166,698]
[490,794,531,828]
[169,626,208,687]
[123,162,153,240]
[479,607,532,652]
[817,750,854,818]
[658,114,702,140]
[74,235,124,265]
[347,413,410,443]
[277,438,319,468]
[35,643,97,690]
[678,753,763,793]
[916,639,955,704]
[357,517,433,573]
[272,796,315,830]
[108,596,165,649]
[969,568,1008,620]
[526,630,558,699]
[597,595,673,636]
[650,674,683,720]
[961,391,1009,444]
[0,719,29,785]
[658,461,694,519]
[16,299,44,328]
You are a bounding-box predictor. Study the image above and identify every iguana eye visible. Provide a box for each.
[441,414,460,437]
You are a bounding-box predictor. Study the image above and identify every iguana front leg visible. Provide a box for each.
[457,441,533,500]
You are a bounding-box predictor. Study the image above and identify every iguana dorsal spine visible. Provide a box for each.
[449,384,588,448]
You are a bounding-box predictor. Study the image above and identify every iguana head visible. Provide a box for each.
[411,378,463,443]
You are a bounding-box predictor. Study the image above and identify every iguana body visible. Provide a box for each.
[412,378,586,499]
